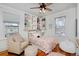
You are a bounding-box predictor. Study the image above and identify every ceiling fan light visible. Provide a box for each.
[40,9,46,13]
[43,10,46,13]
[40,10,42,12]
[42,8,44,11]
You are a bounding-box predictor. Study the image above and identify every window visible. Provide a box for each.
[4,22,19,38]
[55,16,65,36]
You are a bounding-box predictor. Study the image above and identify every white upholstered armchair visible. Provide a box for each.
[8,33,29,55]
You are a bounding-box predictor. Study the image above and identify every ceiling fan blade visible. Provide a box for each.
[45,3,52,6]
[46,8,52,11]
[38,3,42,5]
[30,7,40,9]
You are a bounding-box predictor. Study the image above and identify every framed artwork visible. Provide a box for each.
[32,16,37,30]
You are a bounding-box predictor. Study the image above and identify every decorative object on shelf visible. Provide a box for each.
[32,16,37,30]
[24,13,33,31]
[41,18,46,36]
[24,13,28,29]
[41,18,46,30]
[37,16,46,36]
[37,17,40,31]
[24,13,30,31]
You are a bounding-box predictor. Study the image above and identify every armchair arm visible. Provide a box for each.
[21,41,29,49]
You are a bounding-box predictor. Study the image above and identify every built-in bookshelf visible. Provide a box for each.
[24,14,46,37]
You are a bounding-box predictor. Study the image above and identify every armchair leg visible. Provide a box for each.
[8,51,24,56]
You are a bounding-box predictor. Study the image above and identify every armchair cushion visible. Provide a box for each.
[12,33,24,42]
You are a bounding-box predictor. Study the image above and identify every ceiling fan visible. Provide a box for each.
[30,3,52,13]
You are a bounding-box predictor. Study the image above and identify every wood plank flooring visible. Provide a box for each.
[0,44,76,56]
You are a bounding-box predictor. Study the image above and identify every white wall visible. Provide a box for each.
[45,7,76,42]
[0,10,8,52]
[0,39,7,52]
[44,15,55,37]
[77,4,79,38]
[0,10,5,40]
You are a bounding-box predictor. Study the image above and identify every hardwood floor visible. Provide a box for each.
[0,50,8,56]
[36,50,46,56]
[0,44,76,56]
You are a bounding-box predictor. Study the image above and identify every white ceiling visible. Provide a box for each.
[1,3,77,22]
[1,3,77,16]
